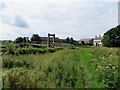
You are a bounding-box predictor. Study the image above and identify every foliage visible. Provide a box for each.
[81,41,85,45]
[15,47,63,55]
[15,37,23,43]
[2,47,119,88]
[31,34,40,42]
[64,37,70,43]
[3,50,84,88]
[69,37,74,44]
[102,25,120,47]
[4,42,15,55]
[3,57,34,68]
[64,37,79,45]
[2,41,63,55]
[87,47,119,88]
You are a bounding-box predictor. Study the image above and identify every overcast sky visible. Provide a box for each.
[0,0,119,40]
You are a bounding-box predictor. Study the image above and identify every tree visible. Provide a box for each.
[64,37,70,43]
[70,37,74,44]
[23,37,27,42]
[102,25,120,47]
[64,37,79,45]
[81,41,85,45]
[73,40,79,45]
[15,37,23,43]
[31,34,40,41]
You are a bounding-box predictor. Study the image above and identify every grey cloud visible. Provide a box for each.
[0,2,29,28]
[0,2,6,10]
[6,16,29,28]
[1,2,118,40]
[13,16,29,28]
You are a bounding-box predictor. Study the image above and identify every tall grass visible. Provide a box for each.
[3,50,84,88]
[2,47,119,88]
[80,47,119,88]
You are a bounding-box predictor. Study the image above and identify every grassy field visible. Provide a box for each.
[2,46,119,88]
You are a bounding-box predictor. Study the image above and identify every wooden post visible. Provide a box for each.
[47,33,55,47]
[53,34,55,46]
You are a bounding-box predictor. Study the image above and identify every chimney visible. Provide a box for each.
[99,35,101,38]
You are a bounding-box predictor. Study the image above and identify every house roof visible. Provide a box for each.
[79,38,93,42]
[94,37,103,40]
[79,36,103,42]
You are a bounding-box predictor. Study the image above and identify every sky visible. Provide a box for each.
[0,0,119,40]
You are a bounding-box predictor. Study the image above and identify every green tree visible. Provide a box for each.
[31,34,40,41]
[23,37,27,42]
[70,37,74,44]
[102,25,120,47]
[64,37,79,45]
[73,40,79,45]
[15,37,23,43]
[81,41,85,45]
[64,37,70,43]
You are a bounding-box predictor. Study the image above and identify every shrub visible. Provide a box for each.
[3,58,34,68]
[14,47,61,55]
[47,48,56,53]
[6,43,15,55]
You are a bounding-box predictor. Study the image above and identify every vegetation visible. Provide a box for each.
[15,37,23,43]
[1,26,120,88]
[31,34,40,42]
[102,25,120,47]
[2,41,63,55]
[2,46,119,88]
[64,37,79,45]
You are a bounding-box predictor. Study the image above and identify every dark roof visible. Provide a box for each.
[79,38,93,42]
[94,37,103,40]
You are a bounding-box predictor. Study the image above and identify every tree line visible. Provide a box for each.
[15,24,120,47]
[102,25,120,47]
[15,34,79,45]
[15,34,40,43]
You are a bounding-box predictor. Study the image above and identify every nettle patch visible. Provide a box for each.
[96,64,118,88]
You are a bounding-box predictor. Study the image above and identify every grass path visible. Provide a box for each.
[77,48,90,88]
[2,47,119,88]
[71,49,89,88]
[79,62,89,88]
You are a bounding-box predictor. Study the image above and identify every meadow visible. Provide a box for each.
[1,44,120,88]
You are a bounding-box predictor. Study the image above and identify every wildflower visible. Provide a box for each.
[112,66,115,69]
[113,72,115,74]
[2,73,5,76]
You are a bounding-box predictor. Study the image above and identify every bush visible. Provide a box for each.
[3,58,34,68]
[55,47,63,50]
[3,68,28,88]
[15,47,59,55]
[6,43,15,55]
[47,48,56,53]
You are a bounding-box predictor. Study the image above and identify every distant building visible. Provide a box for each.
[79,38,93,45]
[21,34,65,45]
[79,35,103,46]
[93,35,103,46]
[40,37,64,44]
